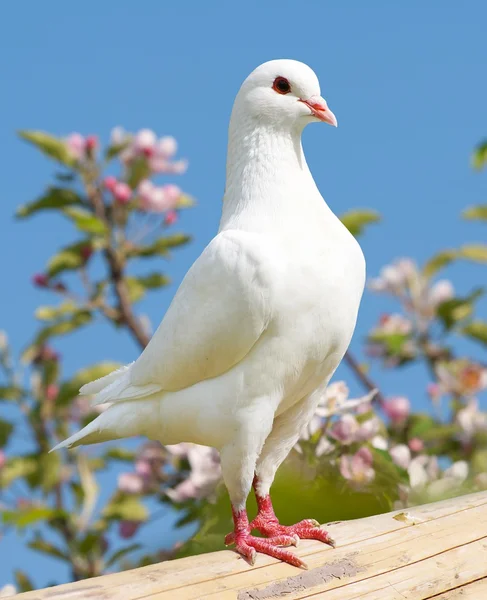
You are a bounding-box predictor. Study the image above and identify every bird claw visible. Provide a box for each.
[225,531,297,548]
[232,533,307,568]
[251,517,335,547]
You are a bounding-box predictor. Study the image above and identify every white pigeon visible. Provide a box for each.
[53,59,366,568]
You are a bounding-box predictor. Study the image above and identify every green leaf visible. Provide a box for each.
[472,140,487,170]
[3,507,58,529]
[0,456,37,487]
[463,320,487,346]
[437,288,484,329]
[105,141,130,162]
[125,277,146,303]
[34,310,93,345]
[126,234,191,258]
[47,239,97,277]
[28,537,69,561]
[35,301,79,322]
[56,361,121,407]
[78,532,103,554]
[104,447,137,462]
[458,244,487,263]
[124,273,171,303]
[103,495,148,522]
[136,273,170,289]
[40,452,62,492]
[176,194,196,209]
[18,130,76,168]
[22,310,93,363]
[0,386,23,401]
[0,419,13,447]
[423,250,458,278]
[340,210,381,237]
[62,206,107,235]
[409,414,439,439]
[463,204,487,222]
[105,544,141,568]
[14,570,34,593]
[16,187,82,218]
[128,157,151,189]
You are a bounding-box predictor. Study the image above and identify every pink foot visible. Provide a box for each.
[250,483,335,547]
[225,507,306,568]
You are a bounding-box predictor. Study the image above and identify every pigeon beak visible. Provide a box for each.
[300,96,338,127]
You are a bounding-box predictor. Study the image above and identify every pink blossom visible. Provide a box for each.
[85,135,98,152]
[103,176,117,191]
[329,414,359,445]
[32,273,49,288]
[65,133,86,160]
[0,450,5,469]
[356,417,381,442]
[166,444,221,502]
[80,245,93,261]
[164,210,178,226]
[165,442,192,458]
[428,279,454,308]
[36,345,59,363]
[375,313,413,336]
[436,360,487,397]
[113,182,132,204]
[162,184,181,205]
[340,447,375,486]
[371,435,388,450]
[137,180,176,213]
[110,126,129,146]
[444,460,468,482]
[137,441,165,462]
[456,399,487,442]
[315,383,376,421]
[383,396,410,424]
[119,520,141,539]
[389,444,411,469]
[427,382,441,404]
[134,129,157,156]
[135,459,152,479]
[408,438,424,453]
[45,384,59,402]
[156,136,177,158]
[0,584,17,597]
[118,472,144,494]
[369,259,416,294]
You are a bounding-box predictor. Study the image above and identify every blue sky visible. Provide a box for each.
[1,0,486,590]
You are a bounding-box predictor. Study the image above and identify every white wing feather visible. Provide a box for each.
[88,230,270,405]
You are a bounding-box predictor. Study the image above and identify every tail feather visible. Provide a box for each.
[79,362,134,395]
[50,397,162,452]
[80,361,162,407]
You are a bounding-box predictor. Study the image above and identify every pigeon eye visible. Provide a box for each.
[273,77,291,95]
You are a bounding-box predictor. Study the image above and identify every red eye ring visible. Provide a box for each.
[272,76,291,95]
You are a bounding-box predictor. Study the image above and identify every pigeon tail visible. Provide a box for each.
[50,397,162,452]
[81,361,162,407]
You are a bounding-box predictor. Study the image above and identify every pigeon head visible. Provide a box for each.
[233,59,337,129]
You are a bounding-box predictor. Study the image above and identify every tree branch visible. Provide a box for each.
[84,180,149,350]
[344,350,385,407]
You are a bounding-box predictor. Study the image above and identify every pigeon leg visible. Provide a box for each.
[225,505,306,568]
[251,393,335,546]
[221,404,306,568]
[249,477,335,546]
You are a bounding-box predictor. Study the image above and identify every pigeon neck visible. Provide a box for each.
[221,116,323,230]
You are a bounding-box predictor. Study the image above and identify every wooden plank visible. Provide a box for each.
[427,577,487,599]
[14,491,487,600]
[296,539,487,599]
[182,502,487,599]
